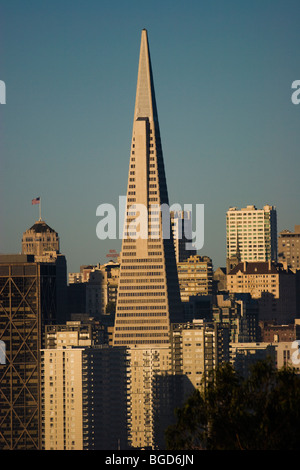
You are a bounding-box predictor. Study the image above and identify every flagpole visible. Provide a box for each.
[39,198,42,221]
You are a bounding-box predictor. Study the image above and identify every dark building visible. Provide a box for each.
[22,219,67,323]
[0,254,57,449]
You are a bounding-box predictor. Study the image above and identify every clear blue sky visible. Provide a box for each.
[1,0,299,275]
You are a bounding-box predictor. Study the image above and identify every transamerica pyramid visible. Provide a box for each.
[113,29,183,347]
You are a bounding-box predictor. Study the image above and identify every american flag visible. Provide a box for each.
[31,197,40,205]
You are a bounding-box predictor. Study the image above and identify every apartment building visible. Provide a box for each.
[226,205,277,263]
[177,255,213,302]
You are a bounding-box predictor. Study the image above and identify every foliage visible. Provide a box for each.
[165,360,300,450]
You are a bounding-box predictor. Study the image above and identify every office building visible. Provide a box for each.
[113,29,182,347]
[22,219,67,323]
[170,320,230,398]
[226,205,277,266]
[22,219,60,256]
[177,255,213,302]
[0,254,56,450]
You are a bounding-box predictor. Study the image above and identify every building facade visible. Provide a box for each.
[213,293,259,343]
[227,261,298,323]
[0,254,56,450]
[22,220,60,256]
[278,225,300,269]
[170,320,230,398]
[177,255,213,302]
[41,344,129,450]
[226,205,277,264]
[113,29,182,348]
[171,210,196,263]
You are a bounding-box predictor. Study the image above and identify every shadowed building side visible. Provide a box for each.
[113,29,182,348]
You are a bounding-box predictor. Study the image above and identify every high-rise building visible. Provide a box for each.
[226,205,277,266]
[41,344,129,450]
[212,293,259,343]
[22,219,67,323]
[110,29,184,450]
[0,254,56,450]
[177,255,213,302]
[113,29,182,347]
[170,320,230,399]
[278,225,300,269]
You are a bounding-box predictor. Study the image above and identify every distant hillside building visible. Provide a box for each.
[278,225,300,269]
[227,261,298,323]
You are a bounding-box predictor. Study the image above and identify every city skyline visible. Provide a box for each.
[1,0,300,275]
[1,6,300,450]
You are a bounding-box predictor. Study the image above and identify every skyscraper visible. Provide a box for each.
[113,29,182,347]
[22,219,67,323]
[0,254,56,450]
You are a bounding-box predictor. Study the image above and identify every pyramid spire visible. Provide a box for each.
[113,30,182,347]
[134,29,158,123]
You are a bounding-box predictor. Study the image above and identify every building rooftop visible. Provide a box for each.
[26,220,57,234]
[229,261,278,275]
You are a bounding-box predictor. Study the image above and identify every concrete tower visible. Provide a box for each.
[113,29,182,347]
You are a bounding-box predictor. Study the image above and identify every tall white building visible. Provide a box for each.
[226,205,277,265]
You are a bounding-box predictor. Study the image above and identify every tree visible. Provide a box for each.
[165,359,300,450]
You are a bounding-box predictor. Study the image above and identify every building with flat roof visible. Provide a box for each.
[0,254,57,449]
[278,225,300,269]
[177,255,213,302]
[41,344,129,450]
[227,261,298,323]
[226,205,277,265]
